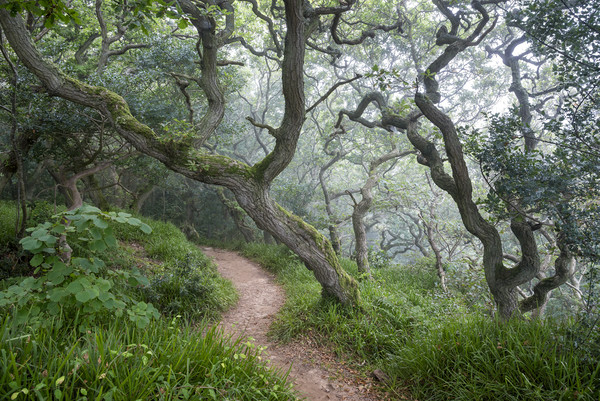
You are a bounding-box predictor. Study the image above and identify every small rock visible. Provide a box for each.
[371,369,390,383]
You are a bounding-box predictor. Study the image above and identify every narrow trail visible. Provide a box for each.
[202,248,383,401]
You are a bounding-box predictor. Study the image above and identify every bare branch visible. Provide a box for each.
[246,116,277,138]
[307,74,362,113]
[331,13,402,46]
[238,0,282,56]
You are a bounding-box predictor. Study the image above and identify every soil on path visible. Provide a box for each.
[202,247,384,401]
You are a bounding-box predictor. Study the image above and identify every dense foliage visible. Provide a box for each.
[0,203,295,400]
[1,0,600,398]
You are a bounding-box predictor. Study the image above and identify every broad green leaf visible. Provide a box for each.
[139,223,152,234]
[98,291,115,302]
[73,219,91,231]
[89,240,107,252]
[90,227,103,240]
[177,18,188,29]
[66,277,89,294]
[38,234,57,245]
[114,299,126,309]
[51,225,66,234]
[47,263,72,285]
[75,287,99,303]
[91,258,105,271]
[130,270,150,286]
[30,227,48,238]
[72,257,92,271]
[128,217,142,226]
[7,284,26,297]
[52,260,69,272]
[48,288,69,302]
[92,217,108,229]
[20,237,41,251]
[47,301,60,315]
[30,253,44,267]
[102,298,116,309]
[47,270,67,285]
[104,234,118,247]
[97,278,112,292]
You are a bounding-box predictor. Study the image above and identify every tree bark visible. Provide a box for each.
[232,181,359,302]
[422,218,448,292]
[349,148,411,278]
[0,0,360,305]
[47,161,113,210]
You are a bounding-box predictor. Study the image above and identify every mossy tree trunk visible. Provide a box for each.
[0,0,360,304]
[334,1,576,319]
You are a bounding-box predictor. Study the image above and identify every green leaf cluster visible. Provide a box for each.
[464,109,600,261]
[366,64,410,92]
[0,0,81,27]
[0,205,158,329]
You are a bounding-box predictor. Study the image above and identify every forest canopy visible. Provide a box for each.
[0,0,599,322]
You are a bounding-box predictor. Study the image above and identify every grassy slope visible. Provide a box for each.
[112,216,237,321]
[0,203,299,401]
[238,242,600,401]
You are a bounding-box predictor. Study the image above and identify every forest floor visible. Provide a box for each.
[203,247,388,401]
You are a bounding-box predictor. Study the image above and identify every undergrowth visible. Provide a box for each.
[0,203,297,401]
[240,242,600,401]
[0,316,297,400]
[113,216,237,320]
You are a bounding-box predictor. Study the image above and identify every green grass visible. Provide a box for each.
[0,203,298,401]
[0,315,297,400]
[241,243,459,360]
[111,214,237,320]
[0,201,18,245]
[394,316,600,400]
[239,242,600,401]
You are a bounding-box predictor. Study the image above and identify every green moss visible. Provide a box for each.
[188,154,254,179]
[250,152,275,182]
[66,76,260,184]
[276,204,361,305]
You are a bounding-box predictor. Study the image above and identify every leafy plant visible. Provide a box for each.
[0,205,159,329]
[367,246,393,270]
[141,254,218,321]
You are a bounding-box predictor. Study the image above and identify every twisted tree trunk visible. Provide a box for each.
[0,0,360,305]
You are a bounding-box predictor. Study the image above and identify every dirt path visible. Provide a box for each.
[202,248,383,401]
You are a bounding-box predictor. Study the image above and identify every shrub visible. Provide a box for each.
[141,254,221,320]
[0,205,159,329]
